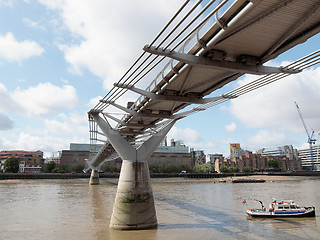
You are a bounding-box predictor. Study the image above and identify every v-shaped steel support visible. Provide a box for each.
[90,112,176,162]
[89,112,177,230]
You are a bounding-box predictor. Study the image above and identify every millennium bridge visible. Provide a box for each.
[86,0,320,230]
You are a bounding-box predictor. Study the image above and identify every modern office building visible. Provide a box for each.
[150,139,192,167]
[257,145,299,160]
[207,153,224,165]
[190,149,206,165]
[298,144,320,170]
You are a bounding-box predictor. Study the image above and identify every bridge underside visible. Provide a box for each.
[87,0,320,230]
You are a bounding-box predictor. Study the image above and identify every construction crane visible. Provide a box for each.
[294,102,316,170]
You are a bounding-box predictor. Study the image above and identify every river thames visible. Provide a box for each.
[0,176,319,240]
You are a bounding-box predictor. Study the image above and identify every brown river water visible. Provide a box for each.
[0,176,319,240]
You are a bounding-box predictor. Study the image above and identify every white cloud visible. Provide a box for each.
[88,95,103,109]
[228,66,320,135]
[38,0,63,9]
[0,83,18,111]
[246,130,288,150]
[23,18,45,30]
[0,32,44,63]
[225,122,237,132]
[168,126,203,148]
[0,112,89,154]
[0,132,69,153]
[0,111,14,130]
[0,82,80,117]
[44,112,88,136]
[38,0,183,90]
[0,0,14,7]
[168,125,232,156]
[13,82,80,117]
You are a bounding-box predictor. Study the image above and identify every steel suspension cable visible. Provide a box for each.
[93,0,194,111]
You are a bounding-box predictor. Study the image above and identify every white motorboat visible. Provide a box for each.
[246,199,315,218]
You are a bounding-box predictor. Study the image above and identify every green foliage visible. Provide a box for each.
[4,157,19,173]
[242,166,250,173]
[46,161,56,173]
[219,166,239,173]
[149,163,192,173]
[219,166,229,173]
[52,165,65,173]
[267,159,279,169]
[65,163,85,173]
[193,163,214,173]
[46,162,84,173]
[101,162,119,173]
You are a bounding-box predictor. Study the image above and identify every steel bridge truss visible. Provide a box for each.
[87,0,320,170]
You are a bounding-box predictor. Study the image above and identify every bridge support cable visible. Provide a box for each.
[86,0,320,231]
[156,49,320,119]
[91,0,248,115]
[226,49,320,97]
[88,49,320,172]
[92,0,196,113]
[89,112,176,230]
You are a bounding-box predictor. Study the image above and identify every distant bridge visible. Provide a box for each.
[86,0,320,230]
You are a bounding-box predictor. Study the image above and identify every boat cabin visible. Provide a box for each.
[269,200,305,214]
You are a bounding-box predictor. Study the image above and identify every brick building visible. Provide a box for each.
[0,150,44,166]
[60,150,89,166]
[215,144,302,172]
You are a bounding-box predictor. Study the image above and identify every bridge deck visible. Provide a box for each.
[88,0,320,168]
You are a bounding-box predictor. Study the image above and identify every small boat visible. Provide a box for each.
[246,199,315,218]
[219,178,226,183]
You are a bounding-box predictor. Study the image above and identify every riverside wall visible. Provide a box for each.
[1,171,320,180]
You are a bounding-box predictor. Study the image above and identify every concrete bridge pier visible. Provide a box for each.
[90,113,176,230]
[89,169,100,185]
[111,159,156,230]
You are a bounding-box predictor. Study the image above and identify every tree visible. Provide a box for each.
[4,157,20,173]
[267,159,279,169]
[46,161,56,173]
[101,162,119,173]
[219,166,239,173]
[193,163,214,173]
[149,163,192,173]
[52,165,65,173]
[242,167,250,173]
[219,166,229,173]
[68,163,85,173]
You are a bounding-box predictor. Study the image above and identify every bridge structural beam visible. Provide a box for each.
[143,46,301,75]
[114,83,226,104]
[90,112,176,230]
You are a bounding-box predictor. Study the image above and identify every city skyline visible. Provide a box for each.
[0,1,320,158]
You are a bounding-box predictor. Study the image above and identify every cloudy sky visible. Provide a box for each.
[0,0,319,158]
